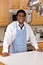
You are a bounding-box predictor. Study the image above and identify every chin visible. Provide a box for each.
[20,21,24,24]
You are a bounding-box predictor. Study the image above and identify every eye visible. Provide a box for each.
[18,14,21,17]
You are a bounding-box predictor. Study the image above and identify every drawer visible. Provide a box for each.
[38,42,43,48]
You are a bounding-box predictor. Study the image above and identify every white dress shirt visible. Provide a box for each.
[2,21,38,53]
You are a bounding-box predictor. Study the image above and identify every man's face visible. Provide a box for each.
[16,12,26,24]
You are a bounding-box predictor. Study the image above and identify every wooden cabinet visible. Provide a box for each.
[21,0,28,9]
[0,0,9,26]
[0,62,5,65]
[27,43,35,51]
[30,10,43,25]
[38,42,43,51]
[0,46,10,55]
[0,46,3,55]
[30,0,43,25]
[27,42,43,51]
[9,0,20,9]
[41,0,43,4]
[9,0,28,9]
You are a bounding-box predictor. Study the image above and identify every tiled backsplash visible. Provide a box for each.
[0,25,43,41]
[31,26,43,31]
[31,26,43,41]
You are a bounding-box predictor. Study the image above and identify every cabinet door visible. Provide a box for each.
[0,0,9,26]
[30,10,43,25]
[9,0,28,9]
[9,0,20,9]
[0,46,2,55]
[38,42,43,51]
[21,0,28,9]
[30,0,43,25]
[41,0,43,4]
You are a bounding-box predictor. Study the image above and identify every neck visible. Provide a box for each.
[19,22,24,25]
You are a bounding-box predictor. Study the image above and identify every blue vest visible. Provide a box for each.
[10,23,27,54]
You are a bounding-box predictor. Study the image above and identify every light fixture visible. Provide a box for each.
[27,0,40,9]
[36,4,43,16]
[27,0,43,16]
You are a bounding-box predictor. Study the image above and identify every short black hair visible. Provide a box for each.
[16,9,26,16]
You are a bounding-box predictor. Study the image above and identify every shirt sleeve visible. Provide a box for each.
[27,24,38,49]
[2,23,16,53]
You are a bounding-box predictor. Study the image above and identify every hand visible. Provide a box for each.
[36,48,42,52]
[2,52,10,57]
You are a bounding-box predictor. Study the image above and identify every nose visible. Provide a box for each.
[20,16,24,19]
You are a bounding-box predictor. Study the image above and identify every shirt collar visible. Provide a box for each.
[17,21,25,30]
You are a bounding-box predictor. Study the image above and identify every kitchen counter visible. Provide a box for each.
[0,51,43,65]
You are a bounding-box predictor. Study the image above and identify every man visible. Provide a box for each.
[2,9,41,56]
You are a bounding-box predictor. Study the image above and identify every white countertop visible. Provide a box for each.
[0,51,43,65]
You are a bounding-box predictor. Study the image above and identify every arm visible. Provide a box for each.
[26,23,38,49]
[29,26,38,49]
[2,22,16,56]
[28,25,42,51]
[2,25,12,56]
[2,24,14,56]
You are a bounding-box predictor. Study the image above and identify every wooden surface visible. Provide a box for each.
[30,0,43,25]
[9,0,43,9]
[30,10,43,25]
[0,0,9,26]
[38,42,43,50]
[9,0,43,25]
[41,0,43,4]
[0,46,3,55]
[0,62,5,65]
[0,0,43,26]
[9,0,28,9]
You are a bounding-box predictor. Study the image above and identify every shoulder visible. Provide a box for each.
[8,21,16,28]
[7,21,16,30]
[24,22,31,29]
